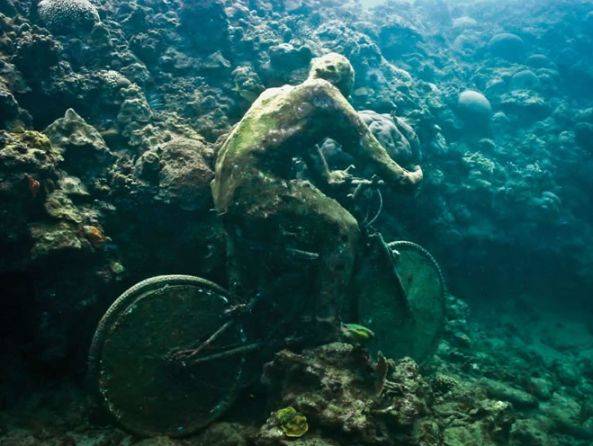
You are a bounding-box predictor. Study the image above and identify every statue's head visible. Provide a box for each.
[308,53,355,97]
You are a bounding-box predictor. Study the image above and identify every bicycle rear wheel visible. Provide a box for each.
[88,275,245,437]
[357,241,445,363]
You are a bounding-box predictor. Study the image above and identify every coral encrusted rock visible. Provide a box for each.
[44,109,114,183]
[38,0,100,35]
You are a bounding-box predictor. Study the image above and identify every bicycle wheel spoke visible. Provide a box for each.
[188,341,262,365]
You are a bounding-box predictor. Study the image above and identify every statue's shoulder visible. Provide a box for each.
[302,78,333,89]
[255,84,295,104]
[299,78,343,99]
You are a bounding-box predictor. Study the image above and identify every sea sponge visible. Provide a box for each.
[38,0,100,35]
[273,407,308,438]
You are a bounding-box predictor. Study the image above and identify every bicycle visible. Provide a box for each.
[88,176,446,437]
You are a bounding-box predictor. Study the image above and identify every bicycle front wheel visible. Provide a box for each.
[88,275,246,437]
[358,241,446,364]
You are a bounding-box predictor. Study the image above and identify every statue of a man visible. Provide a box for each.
[211,53,422,340]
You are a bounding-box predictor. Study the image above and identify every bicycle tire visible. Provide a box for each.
[88,275,246,437]
[358,241,446,363]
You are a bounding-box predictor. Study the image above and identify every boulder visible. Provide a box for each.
[269,43,312,70]
[379,18,423,58]
[44,109,114,183]
[527,54,554,68]
[0,82,20,124]
[575,122,593,154]
[13,32,61,79]
[452,16,478,30]
[511,70,540,90]
[359,110,421,166]
[500,90,549,121]
[156,136,214,211]
[180,0,229,52]
[479,378,539,409]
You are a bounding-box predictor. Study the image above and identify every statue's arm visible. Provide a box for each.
[315,85,423,188]
[303,144,332,185]
[304,144,357,192]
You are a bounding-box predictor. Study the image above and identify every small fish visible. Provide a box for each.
[81,225,108,248]
[26,175,41,198]
[340,323,375,343]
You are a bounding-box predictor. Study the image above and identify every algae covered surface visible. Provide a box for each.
[1,0,593,445]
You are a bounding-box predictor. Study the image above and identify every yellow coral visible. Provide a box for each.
[82,225,108,247]
[274,407,308,438]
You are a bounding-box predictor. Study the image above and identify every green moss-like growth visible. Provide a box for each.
[274,406,309,438]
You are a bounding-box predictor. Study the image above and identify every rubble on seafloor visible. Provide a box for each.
[2,293,593,445]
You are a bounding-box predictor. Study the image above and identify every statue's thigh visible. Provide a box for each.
[281,184,360,251]
[227,181,359,267]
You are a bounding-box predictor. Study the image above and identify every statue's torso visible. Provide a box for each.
[212,80,328,212]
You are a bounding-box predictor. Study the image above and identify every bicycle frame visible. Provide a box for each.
[168,247,410,369]
[347,178,412,319]
[168,177,411,367]
[166,292,308,367]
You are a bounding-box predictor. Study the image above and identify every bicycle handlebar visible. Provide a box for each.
[348,175,385,202]
[344,175,385,227]
[350,176,385,187]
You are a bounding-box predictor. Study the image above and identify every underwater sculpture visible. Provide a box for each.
[211,53,423,339]
[88,53,445,437]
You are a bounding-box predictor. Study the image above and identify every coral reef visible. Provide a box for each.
[1,0,593,444]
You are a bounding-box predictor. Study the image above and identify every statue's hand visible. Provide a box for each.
[388,164,423,188]
[327,165,355,188]
[404,164,423,186]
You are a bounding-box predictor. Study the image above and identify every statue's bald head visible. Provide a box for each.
[308,53,355,97]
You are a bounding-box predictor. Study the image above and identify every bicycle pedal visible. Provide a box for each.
[224,303,247,316]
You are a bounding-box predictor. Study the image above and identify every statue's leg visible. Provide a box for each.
[314,201,360,324]
[284,183,361,338]
[223,180,360,341]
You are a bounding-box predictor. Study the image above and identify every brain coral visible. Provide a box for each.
[457,90,492,124]
[488,33,525,61]
[359,110,421,166]
[38,0,100,35]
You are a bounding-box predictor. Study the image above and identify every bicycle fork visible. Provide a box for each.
[373,232,414,320]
